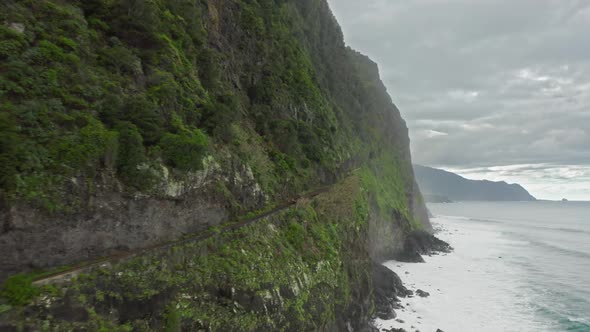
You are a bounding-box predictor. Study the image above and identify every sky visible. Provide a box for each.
[326,0,590,200]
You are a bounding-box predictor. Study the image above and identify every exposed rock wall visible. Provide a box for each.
[0,156,264,281]
[1,176,376,331]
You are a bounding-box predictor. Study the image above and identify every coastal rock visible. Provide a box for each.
[394,230,452,263]
[376,305,397,320]
[415,289,430,298]
[360,322,380,332]
[0,324,18,332]
[372,262,412,321]
[382,328,407,332]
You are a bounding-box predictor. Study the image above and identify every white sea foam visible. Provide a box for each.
[376,216,554,332]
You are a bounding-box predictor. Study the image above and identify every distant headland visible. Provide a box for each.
[414,165,536,202]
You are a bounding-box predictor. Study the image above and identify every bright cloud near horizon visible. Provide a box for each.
[327,0,590,200]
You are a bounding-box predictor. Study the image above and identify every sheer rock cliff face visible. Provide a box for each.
[0,0,429,329]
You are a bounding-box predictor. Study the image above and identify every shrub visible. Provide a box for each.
[240,5,265,36]
[115,122,149,188]
[196,48,220,90]
[56,36,78,52]
[163,304,181,332]
[298,124,322,162]
[97,94,124,127]
[122,95,164,145]
[270,120,299,156]
[200,96,238,141]
[147,70,181,112]
[270,151,296,173]
[0,274,39,306]
[285,221,305,250]
[159,129,208,171]
[30,40,65,64]
[0,113,21,191]
[98,43,142,75]
[49,118,118,173]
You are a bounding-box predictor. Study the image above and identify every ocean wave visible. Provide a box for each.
[567,316,590,324]
[457,216,590,235]
[547,227,590,235]
[468,217,504,224]
[535,305,590,331]
[431,214,471,221]
[527,239,590,260]
[557,313,590,331]
[432,215,503,224]
[520,224,590,236]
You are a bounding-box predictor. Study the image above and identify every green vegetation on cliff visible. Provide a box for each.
[0,0,355,211]
[0,0,430,329]
[0,0,419,213]
[1,176,372,331]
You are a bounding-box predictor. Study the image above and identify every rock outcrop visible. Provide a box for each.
[372,262,412,321]
[395,230,453,263]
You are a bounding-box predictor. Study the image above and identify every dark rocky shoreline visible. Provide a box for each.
[368,231,452,332]
[394,230,453,263]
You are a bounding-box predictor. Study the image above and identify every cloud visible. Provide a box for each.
[445,164,590,200]
[417,129,449,139]
[327,0,590,199]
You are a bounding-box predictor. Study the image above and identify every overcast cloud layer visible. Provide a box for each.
[327,0,590,200]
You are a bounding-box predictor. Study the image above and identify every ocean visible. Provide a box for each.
[377,201,590,332]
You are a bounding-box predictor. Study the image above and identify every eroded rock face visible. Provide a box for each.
[0,157,266,281]
[394,230,453,263]
[0,177,376,331]
[372,262,411,322]
[383,328,407,332]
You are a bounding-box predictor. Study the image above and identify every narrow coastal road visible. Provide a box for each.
[32,186,333,286]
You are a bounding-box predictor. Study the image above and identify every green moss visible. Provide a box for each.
[0,112,20,192]
[359,153,416,229]
[0,0,376,211]
[0,304,12,314]
[163,304,181,332]
[284,220,306,251]
[115,122,153,190]
[159,129,209,171]
[50,117,118,173]
[0,274,39,306]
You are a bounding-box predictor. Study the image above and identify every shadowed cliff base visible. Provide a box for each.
[394,230,453,263]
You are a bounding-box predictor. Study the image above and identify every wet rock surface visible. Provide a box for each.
[372,262,412,322]
[394,230,453,263]
[381,328,407,332]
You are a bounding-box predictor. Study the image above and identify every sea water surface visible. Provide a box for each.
[377,201,590,332]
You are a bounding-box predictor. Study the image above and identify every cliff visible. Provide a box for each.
[414,165,536,202]
[0,0,429,329]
